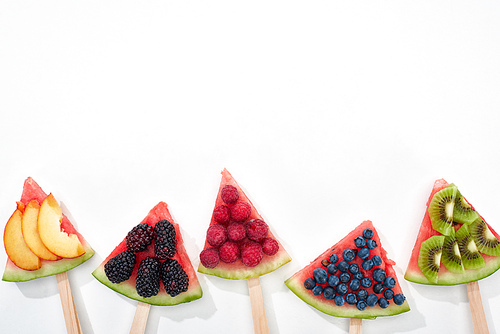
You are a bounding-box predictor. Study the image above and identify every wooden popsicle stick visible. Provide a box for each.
[349,318,362,334]
[467,281,489,334]
[56,272,83,334]
[130,302,151,334]
[248,276,270,334]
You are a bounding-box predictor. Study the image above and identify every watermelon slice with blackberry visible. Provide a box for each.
[3,177,94,282]
[198,169,291,279]
[405,179,500,285]
[285,220,410,319]
[92,202,203,306]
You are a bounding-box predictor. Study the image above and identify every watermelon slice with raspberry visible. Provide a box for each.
[92,202,203,306]
[405,179,500,285]
[198,169,291,279]
[3,177,94,282]
[285,220,410,319]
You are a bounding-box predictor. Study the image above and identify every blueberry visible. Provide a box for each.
[361,258,373,271]
[339,272,351,283]
[348,263,359,274]
[304,278,315,290]
[366,294,378,307]
[336,283,348,295]
[354,236,366,248]
[357,247,370,259]
[334,295,345,306]
[328,274,339,287]
[356,300,368,311]
[329,254,339,263]
[326,263,338,275]
[349,279,360,291]
[373,268,386,283]
[362,228,373,239]
[323,286,335,300]
[360,277,372,288]
[378,297,389,308]
[342,248,356,262]
[346,293,357,305]
[313,268,328,284]
[384,289,394,300]
[384,276,396,289]
[373,282,385,294]
[357,289,368,300]
[354,272,363,280]
[372,255,382,266]
[366,239,377,250]
[337,260,349,272]
[393,294,406,305]
[312,285,323,296]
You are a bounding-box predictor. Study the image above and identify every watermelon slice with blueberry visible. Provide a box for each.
[92,202,203,306]
[198,169,291,279]
[405,179,500,285]
[3,177,94,282]
[285,220,410,319]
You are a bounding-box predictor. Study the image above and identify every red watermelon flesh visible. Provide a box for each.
[92,202,203,306]
[198,169,291,280]
[2,177,94,282]
[285,220,410,319]
[405,179,500,285]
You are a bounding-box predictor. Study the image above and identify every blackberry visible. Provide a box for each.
[136,257,161,298]
[104,251,136,284]
[161,258,189,297]
[154,220,177,260]
[126,223,154,253]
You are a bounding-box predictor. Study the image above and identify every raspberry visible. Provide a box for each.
[161,258,189,297]
[246,219,269,242]
[241,241,264,267]
[212,205,231,224]
[154,220,177,260]
[206,224,227,247]
[227,222,246,242]
[200,247,220,269]
[126,223,154,253]
[221,185,239,204]
[104,250,136,284]
[230,201,251,222]
[261,237,279,256]
[136,257,161,298]
[219,241,240,263]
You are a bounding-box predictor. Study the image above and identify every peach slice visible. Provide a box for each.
[38,193,85,258]
[22,200,59,261]
[4,208,42,270]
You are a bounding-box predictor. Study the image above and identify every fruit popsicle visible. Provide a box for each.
[198,169,292,333]
[405,179,500,334]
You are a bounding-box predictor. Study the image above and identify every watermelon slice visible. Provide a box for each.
[405,179,500,285]
[197,169,291,279]
[92,202,203,306]
[2,177,94,282]
[285,220,410,319]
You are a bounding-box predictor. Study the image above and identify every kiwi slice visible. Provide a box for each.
[428,185,457,236]
[453,187,480,225]
[440,228,464,274]
[470,218,500,256]
[456,224,485,270]
[418,235,445,283]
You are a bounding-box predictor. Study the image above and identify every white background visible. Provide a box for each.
[1,1,500,333]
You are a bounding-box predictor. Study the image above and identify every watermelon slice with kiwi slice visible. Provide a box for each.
[92,202,203,306]
[405,179,500,285]
[3,177,94,282]
[285,220,410,319]
[198,169,291,279]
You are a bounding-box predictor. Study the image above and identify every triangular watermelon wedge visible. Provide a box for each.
[198,169,291,279]
[92,202,203,306]
[285,220,410,319]
[405,179,500,285]
[2,177,94,282]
